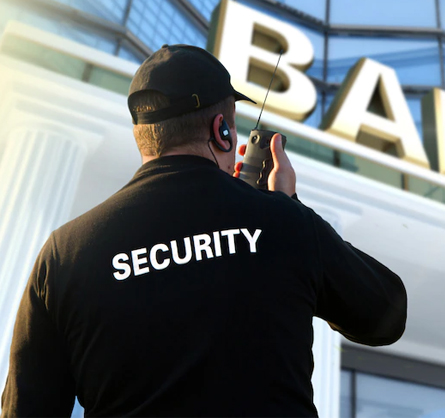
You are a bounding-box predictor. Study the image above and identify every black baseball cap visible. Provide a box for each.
[128,44,255,124]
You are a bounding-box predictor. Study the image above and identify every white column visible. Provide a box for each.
[312,318,341,418]
[311,212,342,418]
[0,126,87,394]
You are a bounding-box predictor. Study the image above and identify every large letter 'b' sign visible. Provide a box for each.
[208,0,317,121]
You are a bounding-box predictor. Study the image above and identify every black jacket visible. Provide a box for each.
[1,155,407,417]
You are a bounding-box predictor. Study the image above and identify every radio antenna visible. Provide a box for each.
[254,49,283,130]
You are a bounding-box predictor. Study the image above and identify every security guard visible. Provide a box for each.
[1,44,407,417]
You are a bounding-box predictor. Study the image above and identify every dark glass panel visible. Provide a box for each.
[276,0,326,21]
[328,37,441,86]
[356,372,445,416]
[331,0,436,27]
[127,0,206,52]
[340,370,353,418]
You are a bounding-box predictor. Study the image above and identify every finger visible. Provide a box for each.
[238,144,246,156]
[233,171,240,178]
[234,161,243,173]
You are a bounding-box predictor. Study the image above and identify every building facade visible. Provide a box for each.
[0,0,445,417]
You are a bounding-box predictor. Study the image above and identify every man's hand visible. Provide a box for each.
[233,133,296,197]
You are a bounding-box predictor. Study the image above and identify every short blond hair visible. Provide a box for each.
[131,91,235,157]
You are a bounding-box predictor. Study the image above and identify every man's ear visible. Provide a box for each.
[211,114,232,152]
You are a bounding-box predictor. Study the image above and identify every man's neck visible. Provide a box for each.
[141,145,234,175]
[141,149,208,165]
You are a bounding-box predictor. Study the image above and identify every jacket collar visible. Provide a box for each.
[133,155,218,179]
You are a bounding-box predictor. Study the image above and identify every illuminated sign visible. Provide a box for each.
[208,0,442,172]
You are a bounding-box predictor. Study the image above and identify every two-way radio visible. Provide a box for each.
[238,51,287,190]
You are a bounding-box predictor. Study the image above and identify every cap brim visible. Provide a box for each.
[234,90,256,104]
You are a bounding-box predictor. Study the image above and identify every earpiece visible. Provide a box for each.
[212,119,233,153]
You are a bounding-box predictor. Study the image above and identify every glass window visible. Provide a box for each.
[117,43,144,64]
[304,93,323,128]
[356,372,445,417]
[59,22,117,54]
[328,36,441,86]
[127,0,206,51]
[276,0,326,21]
[288,134,335,165]
[0,33,132,96]
[299,25,324,80]
[1,9,59,43]
[53,0,130,24]
[330,0,437,27]
[0,2,119,55]
[340,369,445,418]
[339,152,405,189]
[1,34,88,80]
[407,176,445,203]
[440,0,445,29]
[340,370,353,418]
[441,43,445,80]
[187,0,220,21]
[264,124,335,165]
[88,66,132,95]
[406,95,423,142]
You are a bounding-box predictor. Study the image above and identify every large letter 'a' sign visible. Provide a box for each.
[320,58,430,168]
[208,0,317,121]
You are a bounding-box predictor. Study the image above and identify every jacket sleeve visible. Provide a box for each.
[311,211,407,346]
[1,236,75,417]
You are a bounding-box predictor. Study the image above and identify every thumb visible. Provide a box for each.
[270,133,285,167]
[268,132,296,196]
